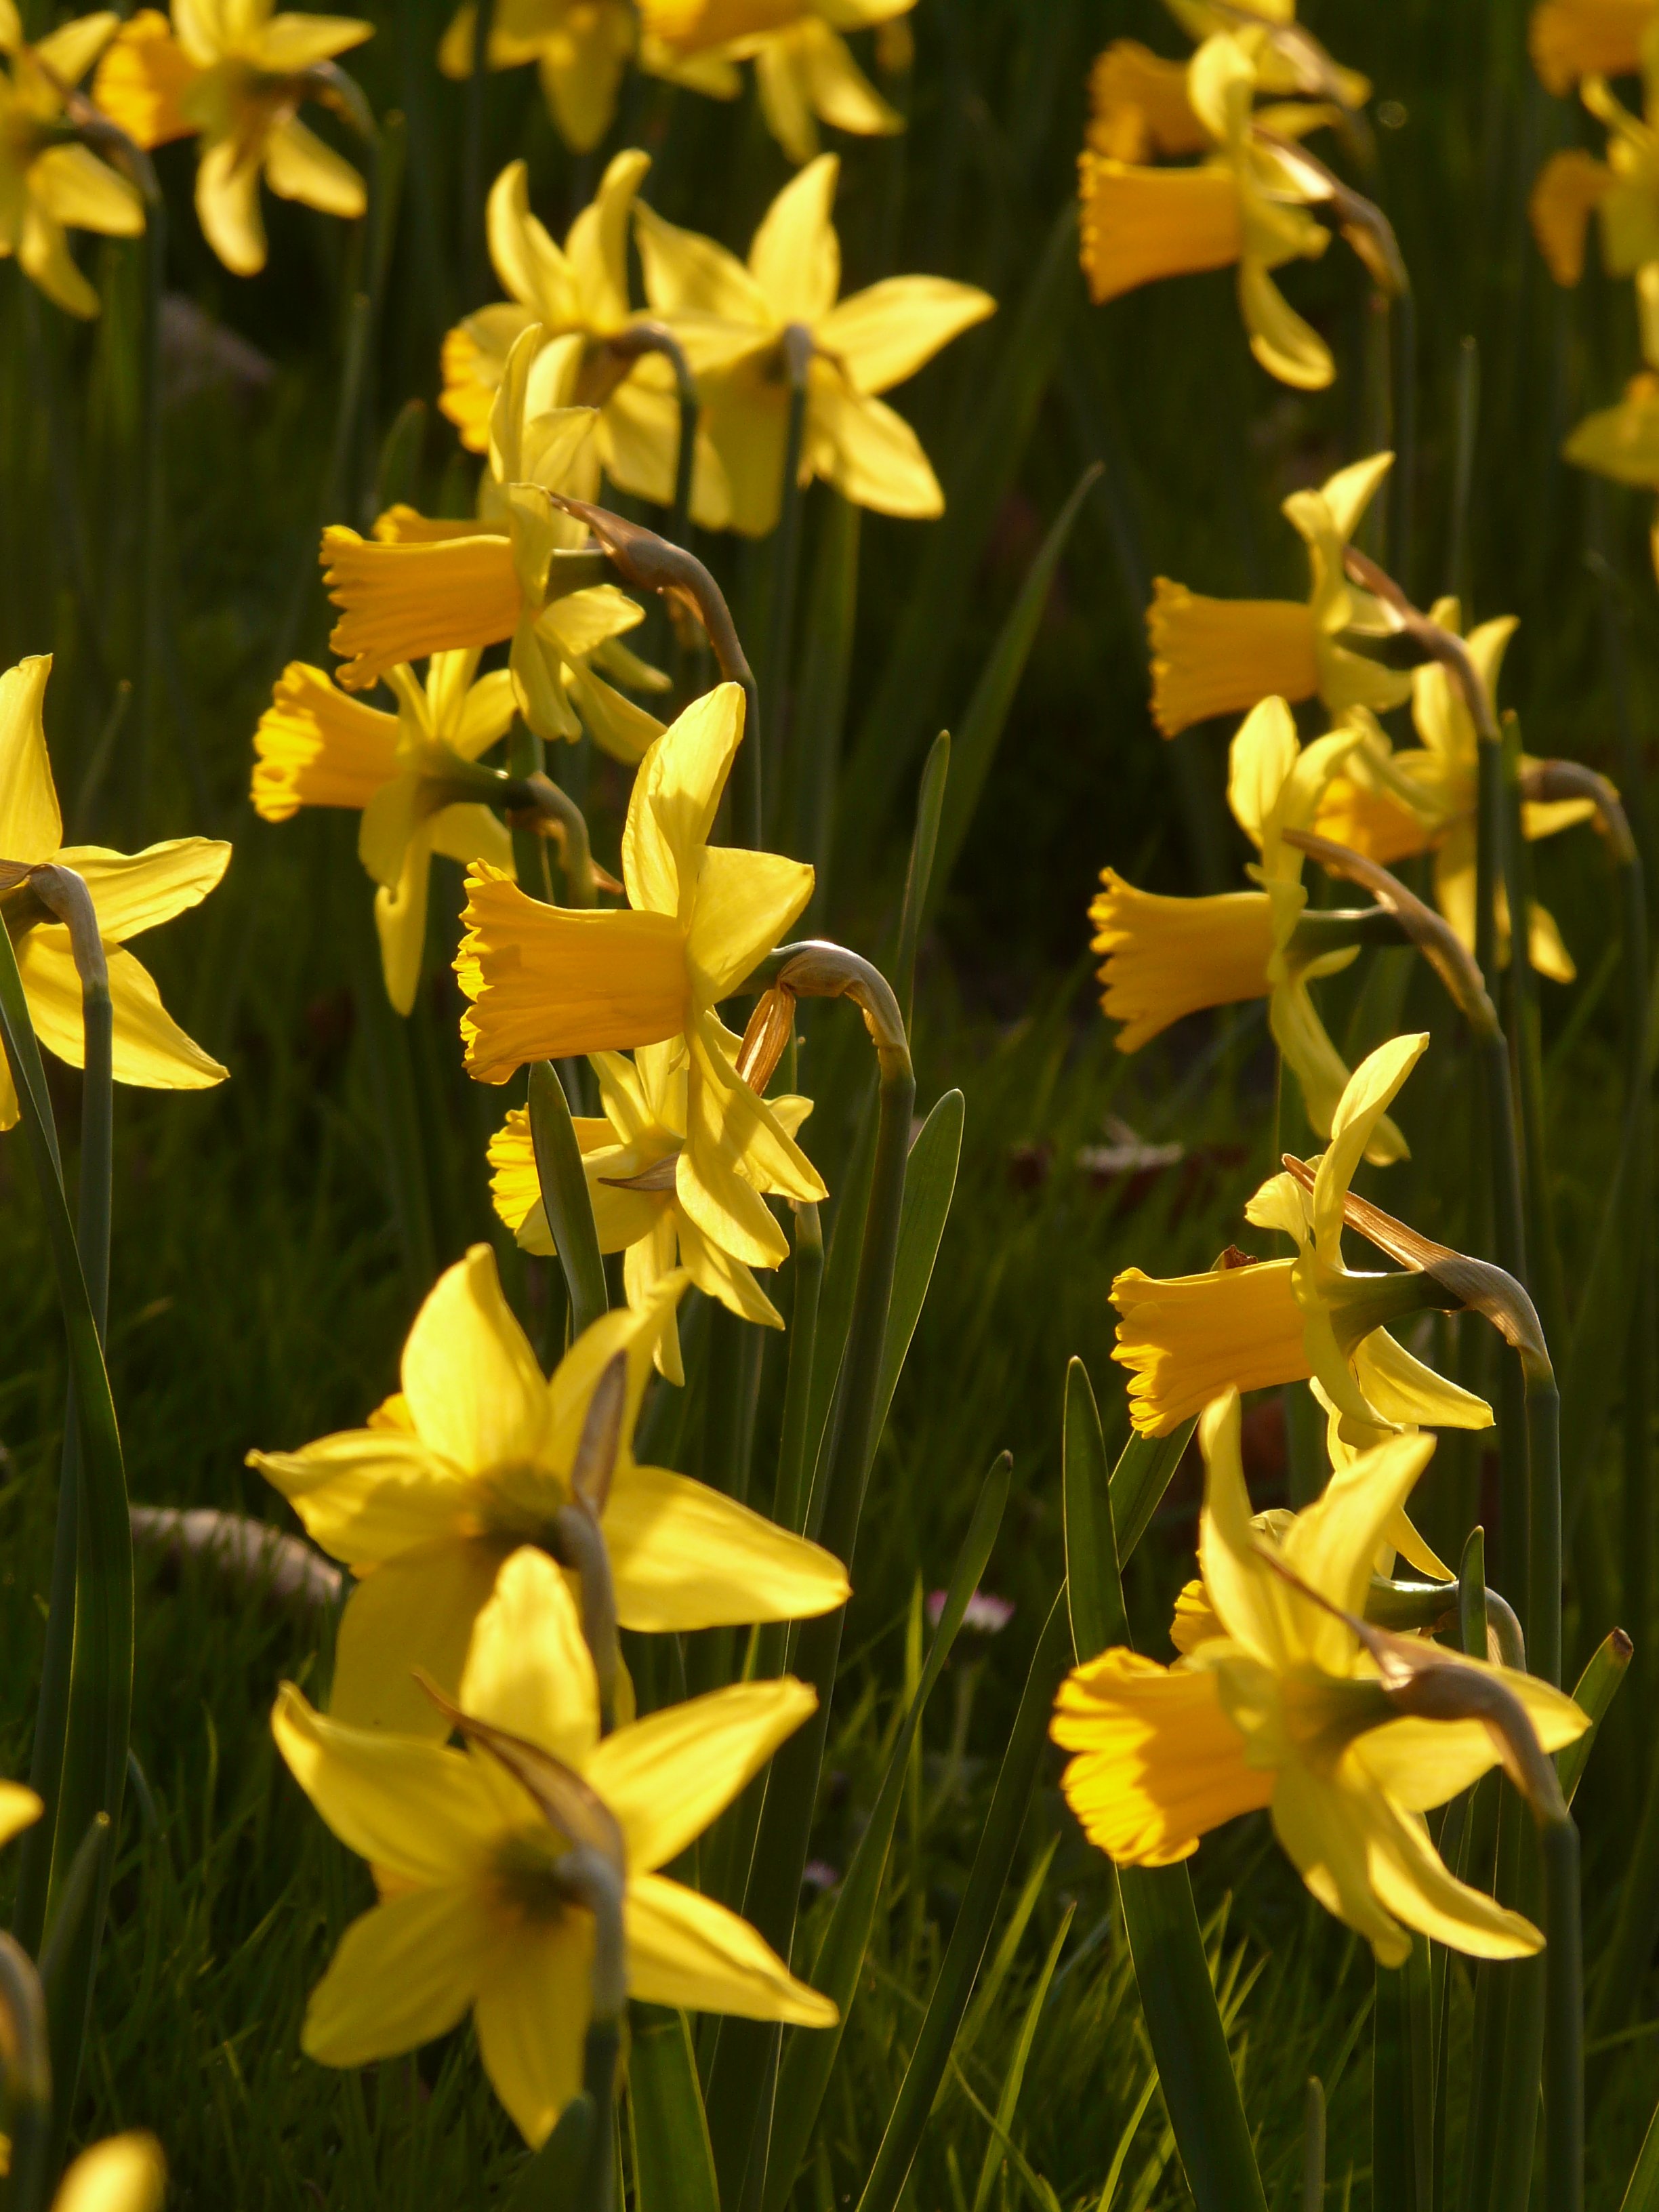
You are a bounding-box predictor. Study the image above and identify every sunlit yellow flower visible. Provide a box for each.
[273,1544,836,2144]
[1111,1034,1494,1439]
[438,151,711,530]
[1053,1391,1585,1963]
[1530,54,1659,300]
[1311,598,1593,983]
[457,682,826,1272]
[0,7,142,316]
[1563,364,1659,589]
[1147,450,1411,737]
[438,0,634,152]
[253,653,516,1015]
[94,3,370,276]
[491,1040,813,1382]
[0,655,228,1130]
[325,331,665,761]
[634,152,994,535]
[638,0,911,167]
[1530,0,1654,94]
[1161,0,1372,106]
[1080,32,1364,391]
[48,2134,167,2212]
[1092,696,1397,1158]
[255,1245,848,1739]
[1084,38,1209,161]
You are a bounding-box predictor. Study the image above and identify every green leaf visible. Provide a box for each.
[1061,1359,1267,2212]
[628,2007,718,2212]
[969,1904,1076,2212]
[926,468,1101,922]
[1620,2089,1659,2212]
[502,2093,596,2212]
[895,729,949,1031]
[529,1060,608,1337]
[762,1454,1010,2212]
[853,1587,1073,2212]
[872,1087,964,1450]
[1560,1628,1632,1807]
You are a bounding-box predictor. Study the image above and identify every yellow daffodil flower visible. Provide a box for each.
[457,682,827,1275]
[438,151,710,531]
[634,152,995,535]
[1562,363,1659,587]
[273,1545,836,2145]
[1052,1391,1586,1963]
[0,655,228,1129]
[1530,46,1659,301]
[0,6,143,316]
[1085,38,1210,161]
[1111,1034,1494,1439]
[1080,31,1355,392]
[1091,696,1401,1159]
[253,651,516,1015]
[1162,0,1372,104]
[490,1039,814,1382]
[1311,597,1593,983]
[93,2,369,276]
[1530,0,1654,94]
[438,0,635,152]
[1147,449,1412,737]
[324,329,665,762]
[637,0,912,167]
[255,1245,847,1738]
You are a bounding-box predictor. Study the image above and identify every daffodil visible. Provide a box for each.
[324,329,665,762]
[1052,1390,1586,1963]
[1092,695,1400,1158]
[1111,1033,1494,1439]
[1311,598,1592,983]
[1530,0,1654,94]
[457,681,827,1276]
[438,0,634,152]
[1084,38,1210,162]
[634,152,995,536]
[1146,449,1412,737]
[0,6,143,316]
[438,151,712,531]
[253,651,517,1015]
[273,1544,836,2145]
[637,0,912,167]
[1530,49,1659,302]
[1563,364,1659,587]
[254,1244,847,1738]
[490,1039,813,1382]
[0,655,228,1130]
[93,3,370,276]
[1080,31,1359,392]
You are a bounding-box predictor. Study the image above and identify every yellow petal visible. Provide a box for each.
[1529,149,1612,284]
[251,1428,469,1564]
[625,1871,838,2024]
[1529,0,1652,91]
[0,653,61,863]
[605,1462,847,1634]
[195,134,267,276]
[1227,694,1300,848]
[91,12,200,149]
[675,1207,783,1326]
[323,527,521,692]
[588,1675,817,1869]
[1279,1430,1437,1658]
[1086,37,1208,161]
[1111,1256,1308,1435]
[251,11,372,70]
[1078,155,1242,304]
[567,145,649,326]
[1090,871,1275,1048]
[753,33,820,165]
[457,874,690,1081]
[791,19,902,139]
[535,6,633,154]
[428,800,514,875]
[687,844,813,1002]
[373,824,433,1016]
[1146,577,1318,737]
[815,274,993,395]
[1351,1328,1494,1432]
[1051,1645,1270,1863]
[1239,258,1334,391]
[301,1885,491,2066]
[1339,1761,1543,1959]
[59,837,230,941]
[1527,897,1577,983]
[634,197,771,325]
[331,1539,510,1738]
[622,682,745,920]
[0,1780,42,1848]
[401,1245,550,1476]
[33,14,121,89]
[1269,1761,1415,1965]
[562,660,665,767]
[271,1681,502,1883]
[54,2133,167,2212]
[1563,375,1659,487]
[474,1917,594,2146]
[20,935,228,1089]
[809,379,943,517]
[18,201,100,317]
[28,144,144,237]
[264,115,365,220]
[1311,1033,1429,1262]
[1197,1389,1304,1671]
[457,1544,600,1765]
[547,1272,685,1471]
[749,150,840,323]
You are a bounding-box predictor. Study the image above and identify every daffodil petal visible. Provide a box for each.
[58,837,230,941]
[263,117,365,219]
[1279,1430,1435,1643]
[588,1675,817,1871]
[1269,1761,1412,1966]
[626,1872,838,2024]
[0,1780,42,1848]
[749,151,840,322]
[54,2133,167,2212]
[196,135,266,277]
[1312,1034,1429,1261]
[0,654,62,864]
[251,1428,470,1564]
[1351,1328,1494,1431]
[457,1545,600,1766]
[331,1539,510,1738]
[401,1245,550,1476]
[815,274,994,395]
[622,682,745,920]
[1197,1391,1299,1671]
[811,382,943,517]
[546,1272,686,1470]
[1349,1767,1542,1959]
[605,1462,848,1634]
[687,843,814,1002]
[473,1916,594,2147]
[301,1885,491,2067]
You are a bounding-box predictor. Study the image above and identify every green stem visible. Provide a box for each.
[132,192,165,838]
[507,722,553,901]
[761,325,813,835]
[1303,2079,1326,2212]
[1527,1370,1563,1690]
[0,1932,52,2212]
[1475,733,1502,1001]
[461,0,496,303]
[1542,1816,1584,2212]
[769,1202,821,1538]
[527,1061,607,1338]
[1502,731,1566,1358]
[1618,848,1652,1713]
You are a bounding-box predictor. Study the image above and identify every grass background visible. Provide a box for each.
[2,0,1658,2202]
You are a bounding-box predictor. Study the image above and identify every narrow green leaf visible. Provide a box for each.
[502,2093,595,2212]
[872,1088,964,1448]
[969,1904,1075,2212]
[628,2007,718,2212]
[853,1588,1073,2212]
[1061,1358,1268,2212]
[926,468,1101,921]
[956,1837,1059,2068]
[762,1454,1010,2212]
[793,491,861,918]
[529,1060,608,1337]
[895,730,949,1031]
[1561,1628,1632,1806]
[1620,2089,1659,2212]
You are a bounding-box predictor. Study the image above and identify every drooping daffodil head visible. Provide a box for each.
[253,1244,848,1738]
[1053,1389,1586,1963]
[437,0,638,155]
[272,1544,836,2148]
[0,8,144,316]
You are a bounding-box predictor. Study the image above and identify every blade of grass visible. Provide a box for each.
[968,1904,1075,2212]
[628,2007,718,2212]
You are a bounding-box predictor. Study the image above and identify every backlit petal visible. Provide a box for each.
[54,2135,166,2212]
[1269,1761,1413,1965]
[196,134,266,276]
[1311,1034,1428,1263]
[0,654,61,863]
[264,116,365,218]
[687,843,813,1003]
[331,1539,510,1738]
[605,1462,847,1634]
[1197,1390,1300,1670]
[1351,1328,1494,1431]
[60,838,230,941]
[815,274,993,394]
[251,1427,470,1564]
[749,152,839,324]
[622,682,745,920]
[626,1872,838,2024]
[457,1544,600,1765]
[474,1917,594,2146]
[588,1676,817,1870]
[402,1244,550,1475]
[811,382,942,516]
[1345,1764,1542,1959]
[301,1885,491,2066]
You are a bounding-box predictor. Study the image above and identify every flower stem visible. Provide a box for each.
[461,0,497,303]
[1542,1815,1584,2212]
[0,1931,52,2212]
[761,325,813,835]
